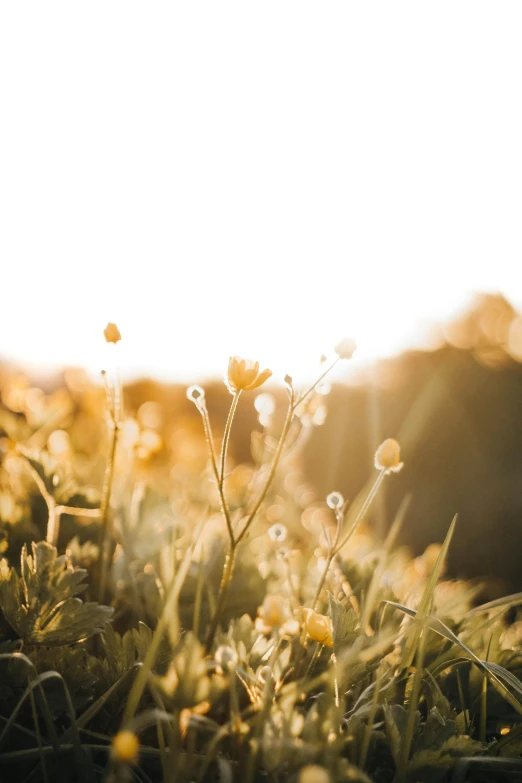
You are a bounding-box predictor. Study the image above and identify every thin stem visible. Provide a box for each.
[235,390,295,546]
[293,357,340,409]
[335,469,386,554]
[359,676,382,770]
[219,391,241,490]
[122,513,206,726]
[204,543,237,652]
[200,405,235,544]
[395,622,427,783]
[20,455,100,547]
[310,551,334,614]
[310,507,343,612]
[98,418,120,602]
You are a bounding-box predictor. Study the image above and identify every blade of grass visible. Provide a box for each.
[122,513,206,726]
[395,621,428,783]
[401,514,457,669]
[382,600,522,718]
[465,591,522,618]
[362,495,411,628]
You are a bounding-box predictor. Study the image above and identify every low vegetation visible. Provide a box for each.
[1,328,522,782]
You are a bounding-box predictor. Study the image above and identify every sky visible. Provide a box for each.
[1,3,521,387]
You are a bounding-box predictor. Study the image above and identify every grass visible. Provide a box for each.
[1,336,522,782]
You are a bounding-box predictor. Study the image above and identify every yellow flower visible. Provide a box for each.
[225,356,272,394]
[111,730,139,764]
[301,608,334,647]
[104,322,122,344]
[299,765,331,783]
[374,438,403,473]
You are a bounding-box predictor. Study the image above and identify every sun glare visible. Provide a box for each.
[1,3,522,383]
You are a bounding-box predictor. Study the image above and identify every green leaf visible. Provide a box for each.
[401,515,457,669]
[0,541,113,645]
[328,592,359,652]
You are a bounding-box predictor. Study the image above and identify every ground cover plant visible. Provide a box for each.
[1,328,522,782]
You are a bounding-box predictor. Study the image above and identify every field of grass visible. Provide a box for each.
[1,332,522,783]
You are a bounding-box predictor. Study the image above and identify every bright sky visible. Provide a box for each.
[1,3,521,385]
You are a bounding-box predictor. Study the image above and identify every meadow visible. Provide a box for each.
[1,327,522,783]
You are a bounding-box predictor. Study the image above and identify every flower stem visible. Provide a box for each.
[334,469,386,554]
[235,390,295,545]
[200,404,235,544]
[220,392,241,492]
[293,357,340,409]
[204,543,237,652]
[98,419,120,603]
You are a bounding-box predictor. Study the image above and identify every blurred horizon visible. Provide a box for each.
[2,3,522,382]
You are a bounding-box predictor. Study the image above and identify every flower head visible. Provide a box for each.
[111,730,139,764]
[334,337,357,360]
[300,608,334,647]
[374,438,403,473]
[225,356,272,394]
[104,322,122,344]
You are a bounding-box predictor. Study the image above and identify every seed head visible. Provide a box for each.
[334,337,357,360]
[374,438,403,473]
[104,322,122,344]
[326,491,344,510]
[225,356,272,394]
[186,384,206,410]
[111,730,139,764]
[268,523,288,543]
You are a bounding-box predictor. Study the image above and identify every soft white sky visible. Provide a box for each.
[1,3,521,385]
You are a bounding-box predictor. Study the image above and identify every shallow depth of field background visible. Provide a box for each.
[2,3,522,589]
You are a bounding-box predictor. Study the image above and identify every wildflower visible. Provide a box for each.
[300,608,334,647]
[334,337,357,360]
[226,356,272,394]
[256,594,288,632]
[255,594,299,637]
[374,438,403,473]
[103,322,122,344]
[215,645,238,673]
[326,491,344,510]
[299,765,331,783]
[268,523,288,543]
[111,730,139,764]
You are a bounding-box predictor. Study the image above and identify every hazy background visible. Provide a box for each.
[1,3,522,383]
[1,4,522,594]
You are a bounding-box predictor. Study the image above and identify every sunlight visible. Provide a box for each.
[1,2,522,383]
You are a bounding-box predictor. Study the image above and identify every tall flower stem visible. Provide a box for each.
[334,469,386,554]
[219,392,241,498]
[204,390,295,652]
[203,356,345,653]
[293,357,340,409]
[204,543,237,651]
[199,405,234,543]
[98,418,120,602]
